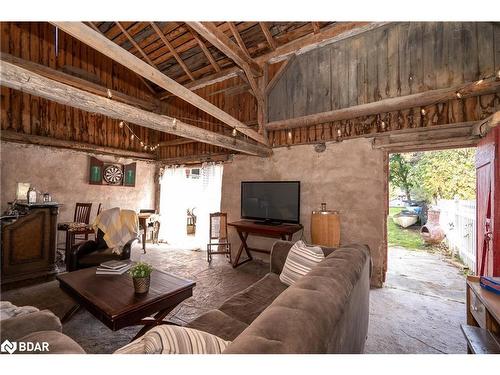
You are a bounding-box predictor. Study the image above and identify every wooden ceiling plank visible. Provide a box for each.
[0,59,271,156]
[88,22,157,95]
[228,22,251,57]
[150,22,195,81]
[266,77,500,131]
[259,22,277,50]
[0,52,159,112]
[51,22,267,145]
[116,22,157,67]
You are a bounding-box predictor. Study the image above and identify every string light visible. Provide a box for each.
[337,129,342,137]
[287,130,292,140]
[118,120,156,153]
[130,134,135,140]
[476,78,484,85]
[455,91,463,99]
[421,108,427,116]
[107,89,112,99]
[232,128,237,137]
[140,141,144,146]
[380,121,386,130]
[497,70,500,79]
[119,121,124,128]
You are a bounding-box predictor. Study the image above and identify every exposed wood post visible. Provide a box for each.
[0,59,271,157]
[266,78,500,131]
[52,22,267,146]
[257,63,269,138]
[150,22,195,81]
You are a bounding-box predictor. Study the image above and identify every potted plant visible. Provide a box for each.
[129,262,153,294]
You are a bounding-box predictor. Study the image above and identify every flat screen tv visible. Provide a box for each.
[241,181,300,224]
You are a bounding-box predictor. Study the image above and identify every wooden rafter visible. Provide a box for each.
[311,22,321,34]
[266,77,500,131]
[150,22,195,81]
[87,22,157,95]
[0,53,159,112]
[228,22,251,58]
[187,22,264,104]
[0,59,271,156]
[259,22,277,50]
[115,22,157,67]
[187,22,262,77]
[186,25,221,73]
[52,22,267,145]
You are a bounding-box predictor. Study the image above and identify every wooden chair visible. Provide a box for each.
[207,212,231,263]
[57,202,93,260]
[138,209,160,253]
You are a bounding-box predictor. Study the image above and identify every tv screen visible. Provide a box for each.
[241,181,300,224]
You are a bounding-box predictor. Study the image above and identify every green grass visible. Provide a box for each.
[388,207,426,250]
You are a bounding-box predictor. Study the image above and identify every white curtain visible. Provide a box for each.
[158,163,223,250]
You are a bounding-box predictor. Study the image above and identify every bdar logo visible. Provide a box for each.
[1,339,17,354]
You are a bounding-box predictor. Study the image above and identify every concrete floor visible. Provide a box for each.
[365,246,467,353]
[2,243,467,353]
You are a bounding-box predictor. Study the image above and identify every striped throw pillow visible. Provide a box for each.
[279,240,325,286]
[114,325,231,354]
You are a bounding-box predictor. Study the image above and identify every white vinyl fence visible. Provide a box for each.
[437,199,476,272]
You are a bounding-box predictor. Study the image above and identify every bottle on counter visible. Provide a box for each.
[27,186,37,204]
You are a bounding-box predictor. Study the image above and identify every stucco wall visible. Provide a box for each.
[221,138,387,287]
[0,142,156,223]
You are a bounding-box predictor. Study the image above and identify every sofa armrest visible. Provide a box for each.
[0,310,62,342]
[120,237,139,260]
[67,240,97,272]
[270,240,338,275]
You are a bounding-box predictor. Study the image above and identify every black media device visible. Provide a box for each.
[240,181,300,225]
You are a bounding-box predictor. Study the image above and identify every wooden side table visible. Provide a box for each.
[311,210,340,247]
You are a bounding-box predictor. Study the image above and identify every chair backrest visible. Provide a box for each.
[140,209,157,214]
[97,203,103,215]
[209,212,228,241]
[74,203,92,224]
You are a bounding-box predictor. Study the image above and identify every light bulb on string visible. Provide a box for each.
[455,91,463,99]
[140,141,144,146]
[232,128,237,137]
[107,89,112,99]
[130,134,134,140]
[287,130,292,140]
[421,108,426,116]
[119,121,124,128]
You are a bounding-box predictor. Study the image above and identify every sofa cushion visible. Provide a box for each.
[219,272,288,325]
[185,309,248,341]
[114,325,230,354]
[0,310,62,342]
[279,240,325,286]
[17,330,86,354]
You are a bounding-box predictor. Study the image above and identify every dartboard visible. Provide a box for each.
[103,165,123,184]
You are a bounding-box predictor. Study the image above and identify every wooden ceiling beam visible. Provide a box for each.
[87,22,157,95]
[472,111,500,136]
[187,22,262,77]
[311,22,321,34]
[150,22,195,81]
[52,22,267,145]
[1,130,155,160]
[186,25,221,73]
[266,77,500,131]
[0,59,271,157]
[0,53,159,112]
[259,22,277,50]
[228,22,251,58]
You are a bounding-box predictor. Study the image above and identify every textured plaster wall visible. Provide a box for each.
[221,138,387,287]
[0,142,156,223]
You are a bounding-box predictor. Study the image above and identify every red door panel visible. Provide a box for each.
[476,126,499,276]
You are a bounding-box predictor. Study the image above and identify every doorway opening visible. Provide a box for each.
[158,163,223,251]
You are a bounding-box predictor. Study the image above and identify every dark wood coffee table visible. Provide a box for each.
[57,267,195,341]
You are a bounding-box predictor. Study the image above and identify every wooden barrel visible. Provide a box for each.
[311,210,340,247]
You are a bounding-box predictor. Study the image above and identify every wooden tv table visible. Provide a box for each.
[57,267,195,341]
[228,220,303,268]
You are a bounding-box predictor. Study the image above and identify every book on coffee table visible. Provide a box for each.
[99,260,130,270]
[96,261,132,275]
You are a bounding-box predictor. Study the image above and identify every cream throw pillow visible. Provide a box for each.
[279,240,325,286]
[114,325,231,354]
